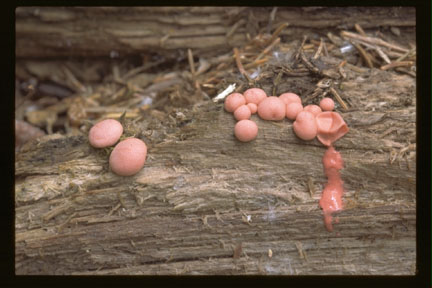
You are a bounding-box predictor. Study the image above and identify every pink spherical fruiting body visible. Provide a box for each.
[320,97,335,111]
[243,88,267,105]
[303,104,322,117]
[279,92,302,105]
[234,120,258,142]
[88,119,123,148]
[257,96,286,121]
[109,138,147,176]
[286,102,304,120]
[233,105,251,120]
[224,93,246,112]
[247,103,258,114]
[293,111,318,140]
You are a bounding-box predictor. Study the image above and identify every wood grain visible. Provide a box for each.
[15,67,416,275]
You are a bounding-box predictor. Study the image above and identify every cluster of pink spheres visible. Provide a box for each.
[226,88,350,232]
[224,88,338,143]
[88,119,147,176]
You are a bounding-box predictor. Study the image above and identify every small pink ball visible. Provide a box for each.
[303,104,322,117]
[243,88,267,105]
[279,92,302,105]
[234,105,251,121]
[293,111,318,140]
[257,96,286,121]
[109,138,147,176]
[247,103,258,114]
[320,97,335,111]
[224,93,246,112]
[286,102,304,120]
[234,120,258,142]
[88,119,123,148]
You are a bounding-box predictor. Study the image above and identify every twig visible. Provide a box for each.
[338,61,347,79]
[295,35,308,61]
[352,43,373,68]
[338,60,347,68]
[396,48,416,62]
[313,38,324,60]
[354,23,367,36]
[385,50,406,59]
[327,32,344,46]
[266,7,278,35]
[243,58,269,69]
[226,19,246,38]
[323,41,329,57]
[311,39,334,51]
[375,47,391,64]
[42,202,72,222]
[233,47,252,82]
[300,50,320,75]
[267,22,289,45]
[280,67,310,77]
[62,65,86,92]
[338,69,347,80]
[272,69,283,96]
[395,67,416,77]
[195,58,211,76]
[108,203,121,216]
[341,31,409,53]
[380,61,415,71]
[255,37,281,62]
[122,58,165,80]
[329,87,348,111]
[187,49,196,77]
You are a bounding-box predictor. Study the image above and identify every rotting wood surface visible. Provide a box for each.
[15,67,416,275]
[15,7,415,58]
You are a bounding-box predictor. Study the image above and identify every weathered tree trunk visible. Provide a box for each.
[15,66,416,275]
[15,7,415,58]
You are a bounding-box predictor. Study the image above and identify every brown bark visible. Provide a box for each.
[15,67,416,275]
[16,7,415,58]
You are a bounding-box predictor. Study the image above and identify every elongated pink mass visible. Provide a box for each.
[320,146,344,232]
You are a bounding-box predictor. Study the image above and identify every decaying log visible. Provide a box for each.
[16,7,415,58]
[15,67,416,275]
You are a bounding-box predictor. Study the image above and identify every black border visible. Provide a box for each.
[5,0,432,287]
